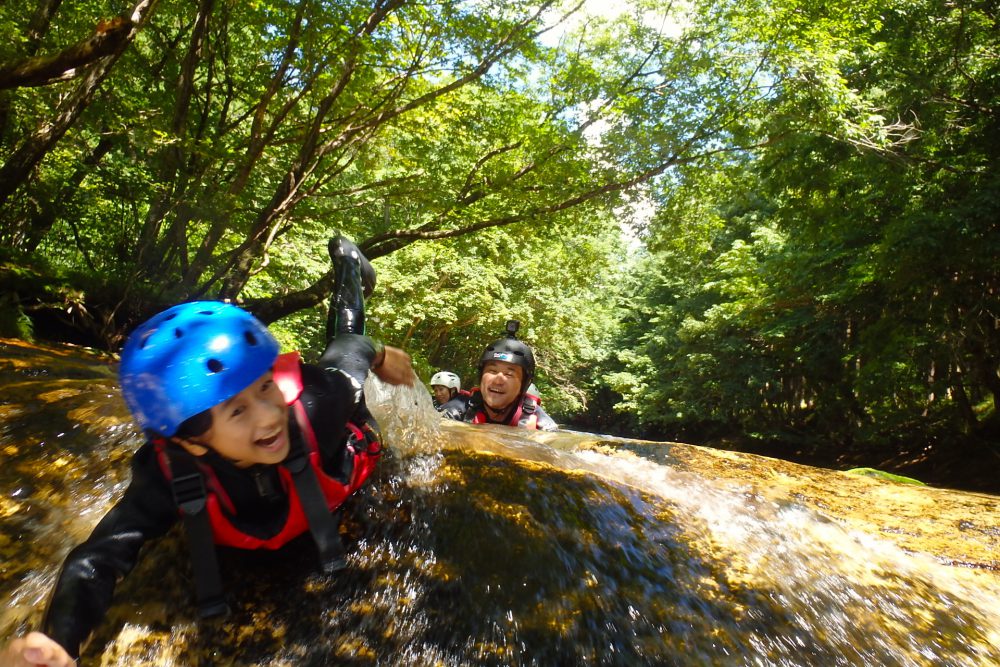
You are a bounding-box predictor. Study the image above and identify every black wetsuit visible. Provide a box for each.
[440,389,558,431]
[42,334,381,660]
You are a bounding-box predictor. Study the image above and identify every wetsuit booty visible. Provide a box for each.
[327,236,375,339]
[328,236,376,299]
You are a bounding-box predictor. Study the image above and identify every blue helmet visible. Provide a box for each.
[119,301,280,436]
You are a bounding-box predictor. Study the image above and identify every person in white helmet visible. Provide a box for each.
[430,371,462,410]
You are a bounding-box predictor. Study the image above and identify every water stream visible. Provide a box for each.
[1,339,998,665]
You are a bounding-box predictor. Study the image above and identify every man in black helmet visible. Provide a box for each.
[440,321,557,431]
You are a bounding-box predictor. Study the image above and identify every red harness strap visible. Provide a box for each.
[204,404,379,549]
[156,351,381,551]
[470,392,539,430]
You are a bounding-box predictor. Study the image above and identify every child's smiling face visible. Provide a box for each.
[185,369,291,467]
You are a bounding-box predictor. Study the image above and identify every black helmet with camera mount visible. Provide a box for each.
[477,320,535,392]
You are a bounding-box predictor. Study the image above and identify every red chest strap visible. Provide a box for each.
[471,392,537,429]
[273,351,304,403]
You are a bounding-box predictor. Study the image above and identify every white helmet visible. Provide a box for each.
[430,371,461,391]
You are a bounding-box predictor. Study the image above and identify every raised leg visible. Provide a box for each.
[327,236,377,339]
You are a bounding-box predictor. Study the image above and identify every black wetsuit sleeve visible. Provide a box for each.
[440,394,472,422]
[42,443,178,660]
[298,362,363,469]
[303,334,380,468]
[533,405,559,432]
[316,333,378,389]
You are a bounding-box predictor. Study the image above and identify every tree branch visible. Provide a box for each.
[0,17,134,89]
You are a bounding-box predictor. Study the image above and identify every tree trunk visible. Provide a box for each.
[180,0,311,290]
[0,0,64,138]
[243,270,335,324]
[950,362,979,434]
[25,0,65,55]
[0,18,133,90]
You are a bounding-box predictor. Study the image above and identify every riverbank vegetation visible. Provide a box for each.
[2,0,997,489]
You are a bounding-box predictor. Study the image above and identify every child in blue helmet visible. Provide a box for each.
[0,238,412,667]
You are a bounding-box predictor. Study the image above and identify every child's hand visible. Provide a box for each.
[0,632,75,667]
[372,346,414,386]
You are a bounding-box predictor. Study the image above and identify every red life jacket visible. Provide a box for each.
[155,351,381,550]
[469,389,540,430]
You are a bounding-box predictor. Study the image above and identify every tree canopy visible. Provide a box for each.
[596,0,1000,457]
[2,0,997,454]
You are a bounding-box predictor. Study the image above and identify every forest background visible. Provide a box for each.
[1,0,998,492]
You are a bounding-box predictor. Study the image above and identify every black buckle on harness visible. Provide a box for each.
[345,421,381,458]
[172,472,208,514]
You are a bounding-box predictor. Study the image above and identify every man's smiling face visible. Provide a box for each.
[480,360,524,412]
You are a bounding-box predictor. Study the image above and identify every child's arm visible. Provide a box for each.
[39,445,178,660]
[370,344,414,386]
[318,334,413,388]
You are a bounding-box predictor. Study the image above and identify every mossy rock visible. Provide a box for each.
[0,303,33,340]
[845,467,926,485]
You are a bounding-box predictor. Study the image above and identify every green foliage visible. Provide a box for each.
[360,206,627,419]
[0,302,33,340]
[601,0,1000,455]
[3,0,998,457]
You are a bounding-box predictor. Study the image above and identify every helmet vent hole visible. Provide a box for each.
[138,331,154,349]
[163,313,177,321]
[174,328,183,338]
[199,310,215,316]
[207,359,224,374]
[244,331,258,346]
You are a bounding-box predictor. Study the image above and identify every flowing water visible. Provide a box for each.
[1,339,999,666]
